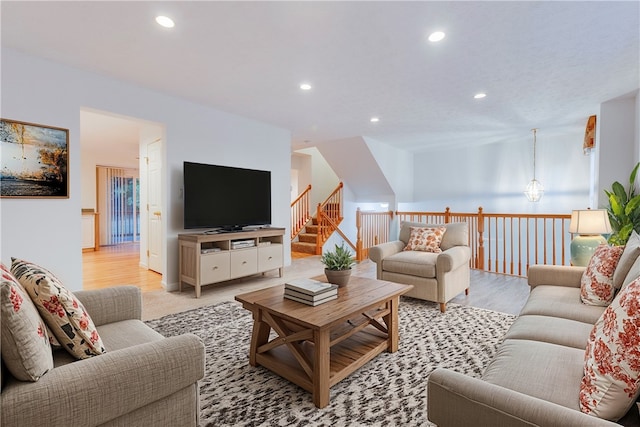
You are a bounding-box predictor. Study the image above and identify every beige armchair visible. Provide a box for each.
[369,221,471,312]
[1,286,205,427]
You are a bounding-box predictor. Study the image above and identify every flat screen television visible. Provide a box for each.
[183,161,271,231]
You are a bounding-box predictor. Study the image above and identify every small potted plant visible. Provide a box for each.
[321,242,356,286]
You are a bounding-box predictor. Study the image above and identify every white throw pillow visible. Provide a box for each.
[580,277,640,420]
[580,245,624,306]
[11,258,106,360]
[0,264,53,381]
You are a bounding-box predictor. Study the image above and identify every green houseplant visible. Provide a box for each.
[321,243,356,286]
[605,162,640,246]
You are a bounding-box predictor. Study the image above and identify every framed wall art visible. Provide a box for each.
[0,118,69,198]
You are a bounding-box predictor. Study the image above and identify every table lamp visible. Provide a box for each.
[569,209,612,266]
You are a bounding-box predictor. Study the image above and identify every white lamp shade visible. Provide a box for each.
[569,209,612,235]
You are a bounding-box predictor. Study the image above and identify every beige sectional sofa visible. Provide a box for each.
[427,264,640,426]
[369,221,471,312]
[1,286,205,427]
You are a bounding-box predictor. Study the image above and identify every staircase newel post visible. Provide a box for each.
[356,208,363,261]
[477,206,485,270]
[316,203,323,255]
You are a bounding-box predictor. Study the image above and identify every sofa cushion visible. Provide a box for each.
[580,277,640,421]
[483,339,585,411]
[613,230,640,289]
[399,221,468,251]
[0,265,53,381]
[403,226,446,253]
[503,314,594,350]
[520,285,606,324]
[11,258,106,360]
[97,319,164,351]
[622,252,640,292]
[382,251,438,278]
[51,319,166,369]
[580,244,623,306]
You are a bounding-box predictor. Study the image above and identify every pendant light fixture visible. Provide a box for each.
[524,128,544,202]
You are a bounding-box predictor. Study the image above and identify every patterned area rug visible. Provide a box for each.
[145,297,516,426]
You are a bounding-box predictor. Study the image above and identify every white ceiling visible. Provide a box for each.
[2,1,639,153]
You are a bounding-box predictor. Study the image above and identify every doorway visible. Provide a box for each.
[80,108,164,288]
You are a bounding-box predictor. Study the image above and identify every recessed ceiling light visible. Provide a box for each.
[474,93,487,99]
[155,16,175,28]
[370,117,380,123]
[428,31,445,42]
[300,83,312,91]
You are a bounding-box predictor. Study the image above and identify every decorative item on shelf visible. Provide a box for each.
[604,162,640,246]
[524,128,544,202]
[320,243,356,287]
[583,115,596,155]
[569,209,612,266]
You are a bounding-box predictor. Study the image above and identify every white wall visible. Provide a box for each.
[295,147,340,211]
[291,152,312,202]
[1,48,291,290]
[405,129,592,214]
[595,92,639,208]
[364,136,413,204]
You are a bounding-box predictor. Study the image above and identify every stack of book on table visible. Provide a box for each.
[284,278,338,306]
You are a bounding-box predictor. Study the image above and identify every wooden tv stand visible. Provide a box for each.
[178,227,285,298]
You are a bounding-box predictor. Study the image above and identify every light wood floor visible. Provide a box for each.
[83,243,530,319]
[83,243,162,292]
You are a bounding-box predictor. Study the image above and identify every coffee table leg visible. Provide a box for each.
[313,329,330,408]
[249,309,271,367]
[385,296,400,352]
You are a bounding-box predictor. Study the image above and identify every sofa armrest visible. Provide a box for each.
[368,240,405,263]
[527,265,585,290]
[428,368,618,426]
[1,333,205,427]
[436,246,471,273]
[74,286,142,325]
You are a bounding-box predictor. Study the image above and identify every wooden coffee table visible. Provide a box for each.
[235,276,413,408]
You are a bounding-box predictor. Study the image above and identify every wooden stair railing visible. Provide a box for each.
[355,207,572,277]
[355,208,394,261]
[291,184,312,240]
[315,182,344,255]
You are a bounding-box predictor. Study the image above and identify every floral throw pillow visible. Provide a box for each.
[404,226,447,253]
[10,258,106,359]
[580,277,640,420]
[0,264,53,381]
[580,245,624,306]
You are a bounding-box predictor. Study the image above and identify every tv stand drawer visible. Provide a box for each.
[230,249,258,278]
[200,252,231,284]
[258,244,283,272]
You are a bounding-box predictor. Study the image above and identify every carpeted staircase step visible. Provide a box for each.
[306,224,318,234]
[291,241,316,254]
[298,233,317,243]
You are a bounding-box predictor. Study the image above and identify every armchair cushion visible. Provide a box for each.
[382,251,438,278]
[403,226,446,253]
[11,258,106,360]
[1,266,53,382]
